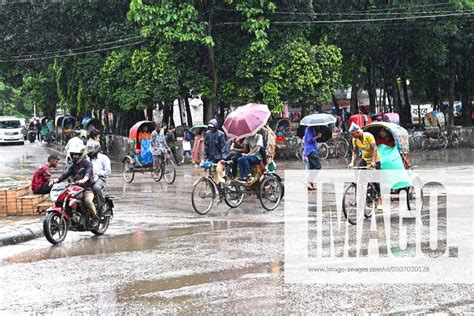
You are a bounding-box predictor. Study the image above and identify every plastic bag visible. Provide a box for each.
[140,138,154,165]
[378,144,410,190]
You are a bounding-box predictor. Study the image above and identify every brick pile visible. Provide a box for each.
[0,184,50,217]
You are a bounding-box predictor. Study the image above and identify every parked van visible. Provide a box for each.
[0,116,25,145]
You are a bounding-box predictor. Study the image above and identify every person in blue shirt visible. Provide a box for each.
[303,126,322,190]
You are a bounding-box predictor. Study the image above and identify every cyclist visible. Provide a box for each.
[151,123,170,176]
[348,123,382,210]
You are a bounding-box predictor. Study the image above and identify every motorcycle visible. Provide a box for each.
[43,182,114,245]
[27,128,37,143]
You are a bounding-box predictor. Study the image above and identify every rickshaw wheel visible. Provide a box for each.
[163,159,176,184]
[259,175,283,211]
[122,158,135,183]
[224,181,244,208]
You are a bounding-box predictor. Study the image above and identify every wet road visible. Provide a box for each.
[0,142,473,313]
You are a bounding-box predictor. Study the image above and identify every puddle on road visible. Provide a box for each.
[115,260,283,305]
[2,221,277,265]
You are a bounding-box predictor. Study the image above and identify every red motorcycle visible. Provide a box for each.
[43,182,114,245]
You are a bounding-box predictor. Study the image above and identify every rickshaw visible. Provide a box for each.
[82,117,103,133]
[417,111,448,150]
[270,118,299,159]
[342,122,423,225]
[348,114,372,128]
[61,116,77,144]
[191,104,284,215]
[122,121,176,184]
[382,112,400,124]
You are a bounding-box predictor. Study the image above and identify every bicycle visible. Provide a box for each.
[326,137,350,159]
[152,151,177,184]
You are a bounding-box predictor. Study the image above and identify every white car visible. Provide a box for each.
[0,116,25,145]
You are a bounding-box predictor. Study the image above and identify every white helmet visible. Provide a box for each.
[69,143,86,156]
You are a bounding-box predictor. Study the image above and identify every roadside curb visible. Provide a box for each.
[0,224,43,247]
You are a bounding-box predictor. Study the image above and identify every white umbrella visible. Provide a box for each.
[300,113,337,126]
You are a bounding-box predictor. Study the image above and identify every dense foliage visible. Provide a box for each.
[0,0,472,132]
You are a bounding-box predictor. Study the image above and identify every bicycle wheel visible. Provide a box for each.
[342,183,375,225]
[450,134,460,148]
[163,159,176,184]
[438,135,448,150]
[326,139,337,158]
[122,158,135,183]
[152,161,163,182]
[192,178,216,215]
[338,139,350,158]
[259,175,283,211]
[406,185,423,215]
[342,183,358,225]
[318,143,329,160]
[224,181,244,208]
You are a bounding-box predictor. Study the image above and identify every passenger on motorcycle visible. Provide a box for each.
[51,143,98,223]
[86,141,111,215]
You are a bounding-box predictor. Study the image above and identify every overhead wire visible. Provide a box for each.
[2,35,143,59]
[0,40,145,63]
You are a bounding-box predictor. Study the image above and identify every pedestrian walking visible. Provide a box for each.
[166,126,179,165]
[192,128,205,167]
[181,128,192,164]
[303,126,322,190]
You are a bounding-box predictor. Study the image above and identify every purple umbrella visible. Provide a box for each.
[223,103,271,139]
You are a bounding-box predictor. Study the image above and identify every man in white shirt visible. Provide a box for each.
[237,133,263,181]
[86,140,111,215]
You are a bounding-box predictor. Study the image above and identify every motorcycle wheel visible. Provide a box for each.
[43,212,68,245]
[91,216,110,235]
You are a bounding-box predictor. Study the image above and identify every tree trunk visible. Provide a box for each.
[331,93,341,115]
[177,98,185,126]
[367,61,376,113]
[169,102,175,127]
[400,76,413,127]
[350,66,359,115]
[391,74,401,114]
[104,110,110,134]
[162,102,170,126]
[184,96,193,127]
[204,0,217,123]
[146,104,154,121]
[448,68,455,130]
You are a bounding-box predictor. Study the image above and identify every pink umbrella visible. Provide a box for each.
[223,103,271,139]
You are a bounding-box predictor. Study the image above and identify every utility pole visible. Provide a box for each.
[33,101,36,118]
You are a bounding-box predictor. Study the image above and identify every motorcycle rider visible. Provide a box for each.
[86,140,111,215]
[51,142,98,225]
